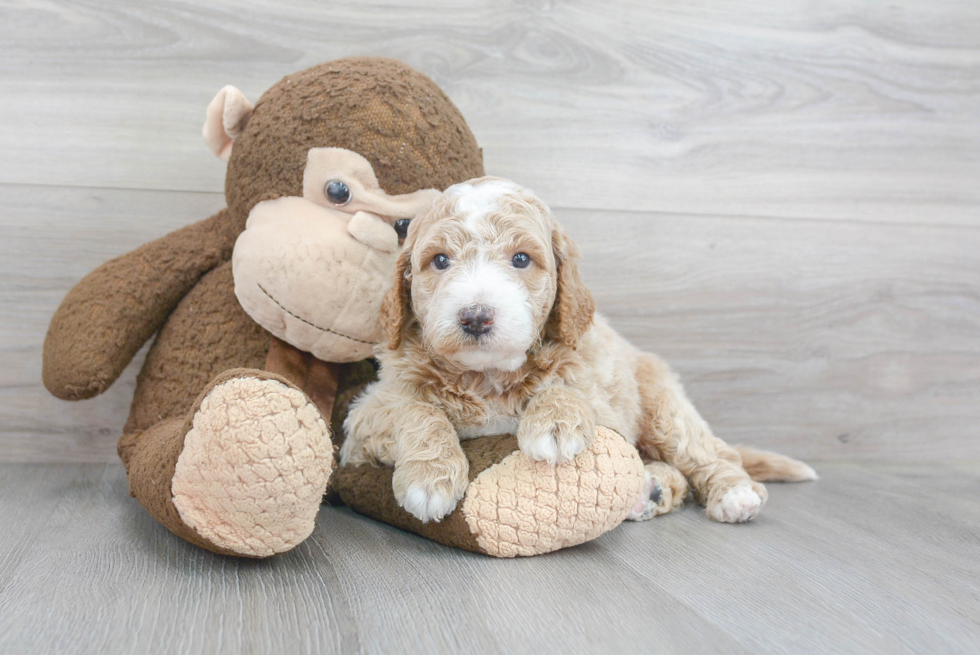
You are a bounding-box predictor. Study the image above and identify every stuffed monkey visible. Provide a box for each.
[43,57,645,559]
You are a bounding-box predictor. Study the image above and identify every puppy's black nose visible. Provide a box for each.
[458,305,495,337]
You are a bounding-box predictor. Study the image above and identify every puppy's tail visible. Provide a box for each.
[735,446,818,482]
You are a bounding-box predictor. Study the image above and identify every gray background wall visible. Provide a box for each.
[2,0,978,462]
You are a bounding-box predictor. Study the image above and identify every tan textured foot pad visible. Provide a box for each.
[461,427,646,557]
[172,377,332,557]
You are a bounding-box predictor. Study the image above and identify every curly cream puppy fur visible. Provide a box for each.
[341,177,816,523]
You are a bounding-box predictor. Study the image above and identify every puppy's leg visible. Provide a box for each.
[626,461,689,521]
[634,354,767,523]
[517,385,596,465]
[342,387,469,523]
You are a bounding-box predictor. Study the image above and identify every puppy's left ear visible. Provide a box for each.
[546,225,595,348]
[380,246,413,350]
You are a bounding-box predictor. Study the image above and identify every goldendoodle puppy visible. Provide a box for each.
[341,177,816,523]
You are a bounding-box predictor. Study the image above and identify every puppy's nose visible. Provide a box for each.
[458,305,495,337]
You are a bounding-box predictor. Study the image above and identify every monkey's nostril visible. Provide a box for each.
[458,305,495,337]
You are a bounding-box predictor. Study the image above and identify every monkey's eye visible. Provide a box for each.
[512,252,531,269]
[394,219,411,240]
[324,180,352,206]
[433,254,451,270]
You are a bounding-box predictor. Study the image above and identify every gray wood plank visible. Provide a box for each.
[562,208,980,461]
[0,184,226,462]
[4,184,978,462]
[0,462,977,654]
[605,461,980,654]
[2,1,978,652]
[0,0,977,224]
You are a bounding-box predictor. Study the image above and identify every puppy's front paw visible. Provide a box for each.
[522,430,588,465]
[707,481,768,523]
[517,407,596,466]
[401,484,459,523]
[392,459,469,523]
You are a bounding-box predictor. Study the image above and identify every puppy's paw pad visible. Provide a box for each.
[626,470,666,521]
[709,484,763,523]
[401,484,458,523]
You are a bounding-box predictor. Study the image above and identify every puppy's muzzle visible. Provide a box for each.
[458,304,495,338]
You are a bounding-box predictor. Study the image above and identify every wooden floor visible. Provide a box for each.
[0,461,977,654]
[1,0,979,653]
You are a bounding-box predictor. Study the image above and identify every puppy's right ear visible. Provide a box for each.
[380,247,413,350]
[546,224,595,348]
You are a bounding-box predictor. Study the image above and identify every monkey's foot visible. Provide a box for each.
[171,375,333,557]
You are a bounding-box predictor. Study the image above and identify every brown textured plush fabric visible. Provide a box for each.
[117,416,241,555]
[225,57,485,226]
[265,337,341,425]
[43,210,241,401]
[328,360,378,450]
[44,56,484,430]
[124,262,271,434]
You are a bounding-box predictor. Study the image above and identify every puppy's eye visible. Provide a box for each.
[324,180,352,206]
[394,219,411,240]
[433,254,451,270]
[512,252,531,269]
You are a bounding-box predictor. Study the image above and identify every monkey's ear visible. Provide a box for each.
[202,85,254,162]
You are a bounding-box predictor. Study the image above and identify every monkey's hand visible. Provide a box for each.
[43,210,237,400]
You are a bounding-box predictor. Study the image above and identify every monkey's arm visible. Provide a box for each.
[43,209,239,400]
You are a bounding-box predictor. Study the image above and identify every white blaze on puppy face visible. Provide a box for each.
[409,178,558,372]
[429,253,534,371]
[447,179,519,231]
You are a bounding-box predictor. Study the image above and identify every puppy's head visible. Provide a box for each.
[381,177,594,371]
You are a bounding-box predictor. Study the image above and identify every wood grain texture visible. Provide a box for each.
[0,184,226,462]
[4,184,978,461]
[0,462,977,654]
[0,0,978,223]
[2,0,978,462]
[2,2,978,653]
[562,209,980,460]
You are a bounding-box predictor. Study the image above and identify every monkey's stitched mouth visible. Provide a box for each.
[256,283,376,346]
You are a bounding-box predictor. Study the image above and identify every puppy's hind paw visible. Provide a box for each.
[626,474,664,521]
[707,482,767,523]
[626,465,686,521]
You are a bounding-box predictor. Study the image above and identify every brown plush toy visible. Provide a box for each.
[42,57,645,558]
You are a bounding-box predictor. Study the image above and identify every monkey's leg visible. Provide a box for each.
[118,368,333,557]
[332,426,645,558]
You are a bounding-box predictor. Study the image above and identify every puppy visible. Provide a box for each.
[341,177,816,524]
